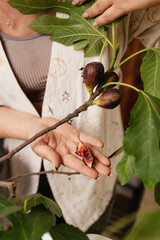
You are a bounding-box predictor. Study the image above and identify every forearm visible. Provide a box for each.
[0,106,41,140]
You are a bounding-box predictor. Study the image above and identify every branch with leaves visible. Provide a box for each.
[0,0,159,203]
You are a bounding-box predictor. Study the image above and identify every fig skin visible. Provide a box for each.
[75,142,95,168]
[83,62,104,94]
[93,88,122,109]
[103,72,119,90]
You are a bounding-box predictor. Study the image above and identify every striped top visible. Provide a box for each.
[0,32,52,102]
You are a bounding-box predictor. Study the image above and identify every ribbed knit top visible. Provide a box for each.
[0,32,52,102]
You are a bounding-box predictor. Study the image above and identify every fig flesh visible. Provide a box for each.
[83,62,104,94]
[76,142,95,168]
[93,88,122,109]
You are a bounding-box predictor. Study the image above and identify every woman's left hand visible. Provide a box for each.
[29,117,111,179]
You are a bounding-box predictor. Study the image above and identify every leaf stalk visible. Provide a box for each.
[114,48,152,70]
[101,82,140,93]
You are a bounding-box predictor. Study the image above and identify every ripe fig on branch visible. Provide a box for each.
[103,72,119,90]
[83,62,104,94]
[76,142,95,168]
[92,88,122,109]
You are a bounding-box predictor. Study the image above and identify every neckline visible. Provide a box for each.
[0,31,42,41]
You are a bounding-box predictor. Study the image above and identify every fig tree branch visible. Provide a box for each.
[0,88,102,163]
[2,147,123,183]
[6,169,80,182]
[2,146,122,184]
[0,181,16,199]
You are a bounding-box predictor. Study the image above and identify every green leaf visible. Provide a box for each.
[123,91,160,189]
[0,195,14,209]
[0,205,56,240]
[105,14,128,27]
[141,48,160,98]
[116,154,135,186]
[155,182,160,205]
[0,205,21,219]
[0,195,21,229]
[9,0,107,57]
[8,0,59,14]
[50,224,89,240]
[21,193,62,217]
[124,209,160,240]
[74,40,88,50]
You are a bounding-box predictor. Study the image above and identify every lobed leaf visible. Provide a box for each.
[123,91,160,189]
[116,154,135,186]
[9,0,107,57]
[50,223,89,240]
[0,205,21,219]
[8,0,61,14]
[141,48,160,98]
[0,206,56,240]
[21,193,62,217]
[105,14,128,27]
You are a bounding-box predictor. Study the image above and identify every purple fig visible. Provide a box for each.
[93,88,122,109]
[103,72,119,90]
[83,62,104,94]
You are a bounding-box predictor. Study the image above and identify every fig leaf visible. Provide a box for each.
[0,196,56,240]
[123,91,160,189]
[50,223,89,240]
[9,0,106,57]
[141,48,160,98]
[116,154,135,186]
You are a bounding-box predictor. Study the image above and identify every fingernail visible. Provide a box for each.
[109,173,113,177]
[93,21,98,26]
[82,12,89,18]
[72,0,80,5]
[52,163,58,172]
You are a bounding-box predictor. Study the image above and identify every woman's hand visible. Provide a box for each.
[28,117,111,179]
[72,0,160,26]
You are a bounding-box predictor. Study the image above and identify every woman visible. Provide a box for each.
[0,0,160,233]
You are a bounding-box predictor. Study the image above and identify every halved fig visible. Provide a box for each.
[76,142,95,168]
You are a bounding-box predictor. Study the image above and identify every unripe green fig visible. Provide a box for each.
[93,88,122,109]
[83,62,104,94]
[103,72,119,90]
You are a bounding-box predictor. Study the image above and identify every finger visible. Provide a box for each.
[72,0,87,6]
[82,0,111,19]
[32,143,62,170]
[93,159,111,175]
[93,5,123,26]
[63,154,98,179]
[91,147,111,166]
[80,132,104,148]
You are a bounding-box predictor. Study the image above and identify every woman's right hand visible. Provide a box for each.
[28,117,111,179]
[72,0,160,26]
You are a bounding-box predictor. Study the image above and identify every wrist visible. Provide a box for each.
[26,115,43,140]
[26,117,59,140]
